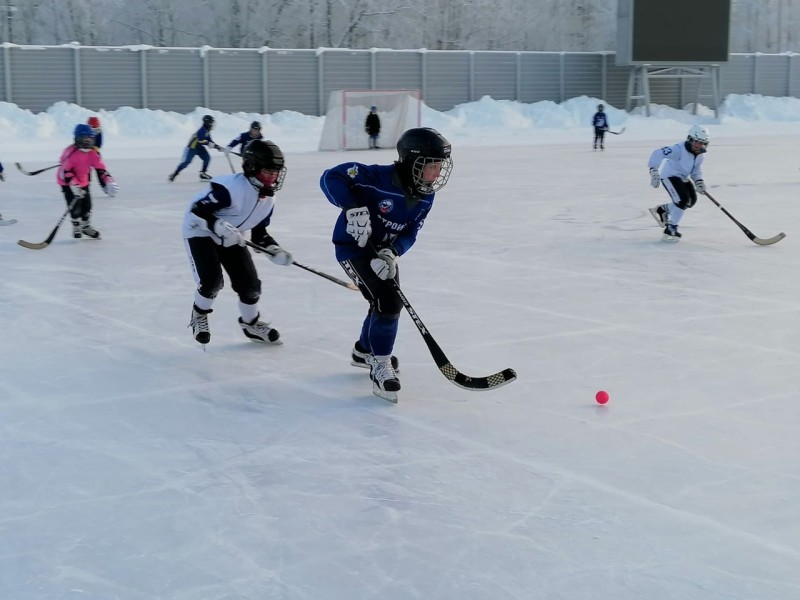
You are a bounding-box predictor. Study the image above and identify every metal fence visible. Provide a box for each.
[2,45,799,115]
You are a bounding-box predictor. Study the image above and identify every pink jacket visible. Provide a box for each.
[56,146,110,187]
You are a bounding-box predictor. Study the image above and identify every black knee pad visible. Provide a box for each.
[237,281,262,305]
[373,287,403,317]
[197,278,223,299]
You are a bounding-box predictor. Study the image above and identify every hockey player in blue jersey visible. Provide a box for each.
[224,121,263,157]
[648,124,710,241]
[320,127,453,402]
[87,116,103,151]
[169,115,222,182]
[592,104,608,150]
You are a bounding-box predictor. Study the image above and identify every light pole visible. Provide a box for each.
[0,2,17,44]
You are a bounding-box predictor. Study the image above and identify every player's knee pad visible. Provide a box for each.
[677,192,697,210]
[197,278,223,299]
[373,288,402,318]
[236,281,262,305]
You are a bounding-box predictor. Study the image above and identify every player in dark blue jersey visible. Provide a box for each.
[320,127,453,402]
[87,116,103,151]
[592,104,609,150]
[169,115,222,182]
[224,121,263,157]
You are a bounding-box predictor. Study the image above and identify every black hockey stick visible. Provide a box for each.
[245,240,359,290]
[704,191,786,246]
[605,127,626,135]
[15,162,60,176]
[388,278,517,391]
[18,197,79,250]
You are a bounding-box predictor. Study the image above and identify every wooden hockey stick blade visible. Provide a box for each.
[606,127,626,135]
[245,240,358,290]
[750,232,786,246]
[15,162,60,176]
[17,239,50,250]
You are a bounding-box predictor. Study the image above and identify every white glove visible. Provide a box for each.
[694,179,706,194]
[223,146,231,157]
[266,244,293,266]
[649,168,661,189]
[213,219,245,247]
[345,207,372,248]
[370,247,397,280]
[103,179,119,197]
[69,185,86,199]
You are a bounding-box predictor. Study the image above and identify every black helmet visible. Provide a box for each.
[597,104,604,111]
[202,114,214,128]
[396,127,453,195]
[250,120,262,130]
[242,139,286,196]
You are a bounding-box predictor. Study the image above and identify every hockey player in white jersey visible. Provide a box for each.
[182,139,293,345]
[647,125,710,241]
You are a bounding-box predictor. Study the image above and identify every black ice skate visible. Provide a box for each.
[239,314,281,344]
[199,172,212,181]
[189,306,212,344]
[168,171,178,182]
[662,223,682,241]
[367,354,401,403]
[351,340,399,372]
[81,219,101,239]
[649,205,667,226]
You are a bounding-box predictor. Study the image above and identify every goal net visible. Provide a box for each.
[318,89,422,151]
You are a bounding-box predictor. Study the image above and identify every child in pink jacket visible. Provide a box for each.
[57,123,119,239]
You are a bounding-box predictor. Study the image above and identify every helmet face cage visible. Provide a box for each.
[73,124,95,150]
[396,127,453,194]
[409,155,453,194]
[242,141,287,192]
[202,115,214,129]
[687,125,710,152]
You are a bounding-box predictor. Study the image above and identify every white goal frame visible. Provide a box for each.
[318,89,423,151]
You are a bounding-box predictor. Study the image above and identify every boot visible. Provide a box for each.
[663,223,682,241]
[367,354,401,403]
[189,306,212,344]
[72,219,82,239]
[81,218,101,239]
[238,314,281,344]
[649,205,667,226]
[351,340,399,371]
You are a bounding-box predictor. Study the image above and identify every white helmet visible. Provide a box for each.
[687,125,710,152]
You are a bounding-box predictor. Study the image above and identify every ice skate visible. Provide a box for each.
[662,223,682,241]
[199,171,212,181]
[189,306,212,344]
[367,354,401,403]
[168,171,178,182]
[239,314,281,344]
[80,219,101,239]
[649,205,667,226]
[72,219,82,239]
[351,340,399,372]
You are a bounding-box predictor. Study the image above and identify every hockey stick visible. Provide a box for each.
[225,153,237,174]
[18,197,79,250]
[703,191,786,246]
[245,240,359,290]
[605,127,626,135]
[388,277,517,391]
[15,162,60,176]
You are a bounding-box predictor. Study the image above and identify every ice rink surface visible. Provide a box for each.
[2,130,800,599]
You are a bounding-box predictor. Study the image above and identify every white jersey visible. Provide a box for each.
[648,142,704,182]
[181,173,276,240]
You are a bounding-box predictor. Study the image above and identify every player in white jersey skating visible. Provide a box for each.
[648,125,710,241]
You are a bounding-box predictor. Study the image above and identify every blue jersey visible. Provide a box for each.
[227,131,263,151]
[93,131,103,149]
[187,126,215,149]
[592,111,608,129]
[320,162,434,261]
